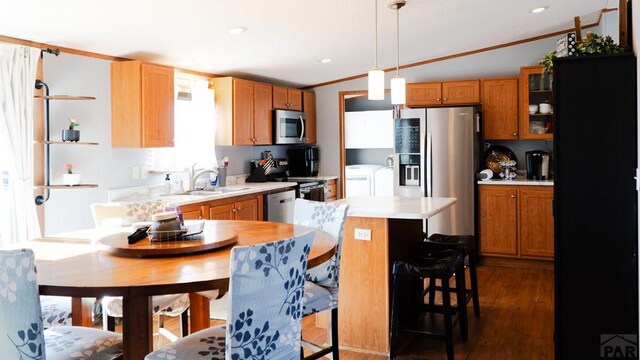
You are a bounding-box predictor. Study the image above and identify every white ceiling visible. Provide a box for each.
[0,0,612,88]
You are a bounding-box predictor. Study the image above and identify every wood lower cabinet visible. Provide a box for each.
[208,203,235,220]
[326,179,337,201]
[111,61,175,147]
[479,185,518,255]
[519,187,554,257]
[407,80,480,107]
[180,203,206,220]
[479,185,554,260]
[210,198,259,220]
[482,78,519,140]
[178,194,263,221]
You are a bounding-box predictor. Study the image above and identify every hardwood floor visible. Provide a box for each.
[123,265,554,359]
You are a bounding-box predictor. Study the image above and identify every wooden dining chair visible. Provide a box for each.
[145,232,315,360]
[91,201,191,341]
[0,248,123,360]
[293,198,349,360]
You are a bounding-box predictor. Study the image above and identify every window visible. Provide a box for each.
[150,74,217,172]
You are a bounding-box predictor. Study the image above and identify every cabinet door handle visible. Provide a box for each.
[443,97,448,101]
[236,207,242,211]
[513,132,517,136]
[436,98,441,102]
[511,195,516,198]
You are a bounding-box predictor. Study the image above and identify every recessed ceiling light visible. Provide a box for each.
[530,6,549,13]
[319,58,333,64]
[228,26,248,35]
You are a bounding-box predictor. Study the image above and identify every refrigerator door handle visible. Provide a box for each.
[426,132,432,197]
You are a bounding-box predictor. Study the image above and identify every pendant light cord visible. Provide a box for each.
[395,5,400,76]
[374,0,379,69]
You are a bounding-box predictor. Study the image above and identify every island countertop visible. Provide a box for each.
[334,196,457,220]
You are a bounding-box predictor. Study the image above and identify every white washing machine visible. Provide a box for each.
[345,165,384,197]
[374,166,394,196]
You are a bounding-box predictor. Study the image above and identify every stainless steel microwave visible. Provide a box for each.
[274,109,307,144]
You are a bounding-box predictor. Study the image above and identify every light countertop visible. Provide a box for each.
[108,182,298,206]
[287,176,338,182]
[335,196,457,220]
[478,178,553,186]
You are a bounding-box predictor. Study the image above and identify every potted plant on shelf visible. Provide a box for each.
[62,117,80,142]
[62,163,82,186]
[539,32,628,74]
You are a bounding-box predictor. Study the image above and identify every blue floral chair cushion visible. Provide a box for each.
[293,199,348,317]
[145,232,315,360]
[40,296,73,328]
[0,249,123,360]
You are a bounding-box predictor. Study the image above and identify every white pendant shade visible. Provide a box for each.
[368,69,385,100]
[390,76,406,105]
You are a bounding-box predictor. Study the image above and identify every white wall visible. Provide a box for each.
[42,54,294,234]
[312,36,559,180]
[42,53,164,234]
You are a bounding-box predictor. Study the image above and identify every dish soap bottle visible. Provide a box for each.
[164,174,171,194]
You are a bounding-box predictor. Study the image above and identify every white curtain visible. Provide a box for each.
[0,43,41,246]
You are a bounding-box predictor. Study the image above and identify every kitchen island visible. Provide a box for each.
[333,196,456,354]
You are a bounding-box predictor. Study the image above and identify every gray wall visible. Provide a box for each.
[312,36,561,186]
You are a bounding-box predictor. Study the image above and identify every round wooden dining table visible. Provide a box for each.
[29,220,337,360]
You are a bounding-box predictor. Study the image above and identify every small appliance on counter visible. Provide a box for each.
[247,158,290,182]
[287,145,319,177]
[525,150,550,180]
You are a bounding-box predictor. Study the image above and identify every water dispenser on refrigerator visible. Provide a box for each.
[393,115,426,197]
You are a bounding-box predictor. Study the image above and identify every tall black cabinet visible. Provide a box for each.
[554,53,638,358]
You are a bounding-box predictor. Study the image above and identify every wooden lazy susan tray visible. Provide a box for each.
[100,222,238,257]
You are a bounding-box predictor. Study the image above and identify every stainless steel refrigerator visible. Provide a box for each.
[392,107,480,236]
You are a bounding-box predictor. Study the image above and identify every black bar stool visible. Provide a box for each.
[423,233,480,317]
[390,248,467,360]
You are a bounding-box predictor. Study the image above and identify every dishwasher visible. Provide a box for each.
[265,189,296,223]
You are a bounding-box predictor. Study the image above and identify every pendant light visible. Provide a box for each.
[389,0,406,106]
[368,0,384,100]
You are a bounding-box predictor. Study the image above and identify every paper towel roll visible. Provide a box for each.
[478,169,494,181]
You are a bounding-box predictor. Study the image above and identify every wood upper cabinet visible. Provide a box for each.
[479,185,554,260]
[273,86,302,111]
[303,91,317,144]
[407,82,442,106]
[519,187,554,258]
[406,80,480,107]
[213,77,272,146]
[519,66,553,140]
[111,61,174,147]
[479,185,518,256]
[482,78,519,140]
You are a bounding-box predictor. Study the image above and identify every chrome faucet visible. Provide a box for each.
[189,163,219,191]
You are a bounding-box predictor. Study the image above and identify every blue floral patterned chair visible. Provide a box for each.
[293,198,349,360]
[92,201,190,341]
[145,232,315,360]
[0,248,123,360]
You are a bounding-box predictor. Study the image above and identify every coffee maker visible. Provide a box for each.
[525,150,550,180]
[287,145,319,177]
